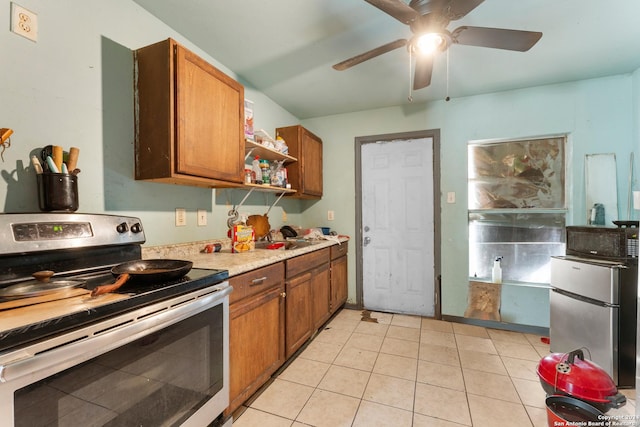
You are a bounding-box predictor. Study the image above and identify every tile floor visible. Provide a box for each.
[233,308,637,427]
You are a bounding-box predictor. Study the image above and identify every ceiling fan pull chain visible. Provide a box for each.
[408,47,413,102]
[445,49,451,102]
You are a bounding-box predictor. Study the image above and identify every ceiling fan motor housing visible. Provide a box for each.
[333,0,542,90]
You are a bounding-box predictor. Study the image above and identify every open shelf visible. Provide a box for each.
[245,140,297,164]
[241,183,296,194]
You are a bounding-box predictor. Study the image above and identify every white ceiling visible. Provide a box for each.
[132,0,640,119]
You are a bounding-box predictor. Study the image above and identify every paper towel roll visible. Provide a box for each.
[633,191,640,210]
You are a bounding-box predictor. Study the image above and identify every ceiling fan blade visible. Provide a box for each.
[333,39,408,71]
[413,53,434,90]
[452,26,542,51]
[364,0,419,24]
[445,0,485,20]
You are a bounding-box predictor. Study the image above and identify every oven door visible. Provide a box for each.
[0,283,231,427]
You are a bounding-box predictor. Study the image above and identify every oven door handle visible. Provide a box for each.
[0,284,231,384]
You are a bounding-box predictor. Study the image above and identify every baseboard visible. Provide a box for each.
[340,304,549,336]
[441,314,549,336]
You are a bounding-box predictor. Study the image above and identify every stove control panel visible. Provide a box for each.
[0,213,146,254]
[13,222,93,241]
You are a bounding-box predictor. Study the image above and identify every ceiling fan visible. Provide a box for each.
[333,0,542,90]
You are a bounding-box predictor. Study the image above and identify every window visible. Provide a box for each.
[468,136,567,285]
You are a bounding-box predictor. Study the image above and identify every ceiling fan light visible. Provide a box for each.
[415,33,445,55]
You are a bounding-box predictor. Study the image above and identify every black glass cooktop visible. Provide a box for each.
[0,268,229,353]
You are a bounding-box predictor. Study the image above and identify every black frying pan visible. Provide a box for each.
[91,259,193,297]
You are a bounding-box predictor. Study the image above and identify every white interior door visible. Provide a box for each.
[361,137,435,316]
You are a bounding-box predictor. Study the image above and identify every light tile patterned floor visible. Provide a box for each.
[233,308,637,427]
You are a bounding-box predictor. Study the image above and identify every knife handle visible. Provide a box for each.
[52,145,63,172]
[67,147,79,171]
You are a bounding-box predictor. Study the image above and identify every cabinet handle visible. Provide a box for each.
[280,292,286,298]
[250,276,267,285]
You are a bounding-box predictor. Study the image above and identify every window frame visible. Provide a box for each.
[467,135,568,286]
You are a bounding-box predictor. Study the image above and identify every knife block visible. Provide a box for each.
[37,173,79,212]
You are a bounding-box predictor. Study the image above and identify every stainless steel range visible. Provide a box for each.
[0,213,231,427]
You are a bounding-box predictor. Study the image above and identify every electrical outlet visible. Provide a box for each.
[282,210,287,222]
[327,210,335,221]
[197,209,207,226]
[11,3,38,42]
[175,208,186,226]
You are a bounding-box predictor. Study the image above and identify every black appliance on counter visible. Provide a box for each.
[0,213,231,427]
[550,224,638,387]
[565,223,639,260]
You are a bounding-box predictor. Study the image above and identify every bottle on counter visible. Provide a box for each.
[259,159,270,185]
[492,256,503,284]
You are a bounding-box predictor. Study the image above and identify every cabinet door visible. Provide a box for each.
[276,125,323,199]
[285,272,312,358]
[135,38,244,187]
[227,285,285,415]
[330,255,348,313]
[300,129,323,197]
[175,45,244,182]
[311,262,331,329]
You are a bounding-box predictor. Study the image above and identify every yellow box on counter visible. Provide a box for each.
[232,224,255,253]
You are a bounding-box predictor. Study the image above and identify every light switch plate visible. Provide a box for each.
[447,192,456,204]
[197,209,207,226]
[175,208,186,226]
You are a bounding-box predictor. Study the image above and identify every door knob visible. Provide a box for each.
[363,236,371,246]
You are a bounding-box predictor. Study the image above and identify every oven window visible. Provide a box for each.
[14,304,223,427]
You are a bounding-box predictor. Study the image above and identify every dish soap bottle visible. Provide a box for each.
[492,256,503,284]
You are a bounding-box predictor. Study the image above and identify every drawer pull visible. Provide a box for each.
[250,276,268,285]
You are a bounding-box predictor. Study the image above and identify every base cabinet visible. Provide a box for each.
[285,248,330,358]
[226,242,348,415]
[226,263,285,416]
[284,272,313,358]
[311,262,331,330]
[330,244,348,312]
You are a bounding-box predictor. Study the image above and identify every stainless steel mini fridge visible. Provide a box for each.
[550,256,637,387]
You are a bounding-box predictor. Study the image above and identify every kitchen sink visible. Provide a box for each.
[254,240,319,250]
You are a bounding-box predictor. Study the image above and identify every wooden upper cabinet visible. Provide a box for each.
[134,38,244,187]
[276,125,323,198]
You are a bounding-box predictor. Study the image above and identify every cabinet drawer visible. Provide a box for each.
[286,248,330,278]
[229,262,285,304]
[330,242,348,260]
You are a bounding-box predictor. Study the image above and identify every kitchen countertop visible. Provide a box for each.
[142,237,349,277]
